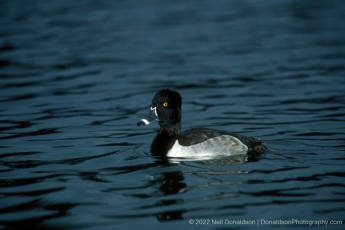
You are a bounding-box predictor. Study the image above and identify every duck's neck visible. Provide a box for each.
[160,122,181,135]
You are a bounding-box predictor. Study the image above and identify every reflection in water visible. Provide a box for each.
[159,171,187,195]
[163,151,261,165]
[157,171,186,221]
[154,158,250,221]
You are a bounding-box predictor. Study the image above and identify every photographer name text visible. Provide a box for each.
[188,219,342,226]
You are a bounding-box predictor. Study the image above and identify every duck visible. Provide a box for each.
[137,89,274,161]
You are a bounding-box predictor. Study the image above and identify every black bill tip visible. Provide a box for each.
[137,120,145,126]
[137,119,150,126]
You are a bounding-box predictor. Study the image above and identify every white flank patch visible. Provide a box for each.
[167,135,248,161]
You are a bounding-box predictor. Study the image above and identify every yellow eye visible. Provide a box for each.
[162,102,168,107]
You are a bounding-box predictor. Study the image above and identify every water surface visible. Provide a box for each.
[1,0,345,229]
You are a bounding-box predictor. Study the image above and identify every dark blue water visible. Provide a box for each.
[1,0,345,229]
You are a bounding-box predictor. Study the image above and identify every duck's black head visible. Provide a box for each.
[137,89,182,133]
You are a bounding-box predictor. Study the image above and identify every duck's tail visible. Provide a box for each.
[251,143,279,154]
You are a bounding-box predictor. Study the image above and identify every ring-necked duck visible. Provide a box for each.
[137,89,275,161]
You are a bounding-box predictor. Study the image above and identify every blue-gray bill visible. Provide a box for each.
[137,107,157,126]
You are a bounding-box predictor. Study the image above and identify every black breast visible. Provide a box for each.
[150,130,178,156]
